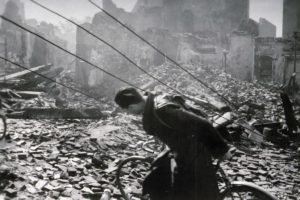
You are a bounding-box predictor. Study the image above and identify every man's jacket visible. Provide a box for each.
[142,93,229,200]
[142,93,229,158]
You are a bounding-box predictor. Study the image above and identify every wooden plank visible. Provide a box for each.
[7,108,103,119]
[212,112,233,128]
[0,64,52,81]
[0,90,43,99]
[185,94,231,112]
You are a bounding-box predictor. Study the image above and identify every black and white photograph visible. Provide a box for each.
[0,0,299,199]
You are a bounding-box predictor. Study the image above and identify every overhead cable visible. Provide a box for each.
[0,15,262,138]
[86,1,264,138]
[0,56,101,102]
[29,0,184,96]
[0,15,146,93]
[88,0,237,109]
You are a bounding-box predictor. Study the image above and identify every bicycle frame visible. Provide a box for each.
[116,156,278,200]
[216,160,278,200]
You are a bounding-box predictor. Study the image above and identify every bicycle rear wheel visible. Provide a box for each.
[0,115,7,140]
[221,182,278,200]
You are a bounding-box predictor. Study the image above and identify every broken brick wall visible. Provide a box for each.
[28,22,70,68]
[258,18,276,38]
[75,0,252,94]
[176,33,222,66]
[0,0,71,72]
[130,0,249,35]
[75,13,146,96]
[228,32,254,82]
[254,38,287,83]
[283,0,300,39]
[284,55,300,86]
[254,37,300,86]
[0,0,30,78]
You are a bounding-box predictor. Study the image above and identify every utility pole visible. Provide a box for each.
[293,32,298,92]
[223,49,228,73]
[4,36,7,83]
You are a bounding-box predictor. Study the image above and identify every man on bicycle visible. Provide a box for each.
[114,87,233,200]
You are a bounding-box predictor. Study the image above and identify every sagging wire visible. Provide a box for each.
[85,1,265,139]
[29,0,185,96]
[87,0,238,109]
[27,1,247,130]
[0,15,263,138]
[0,56,102,103]
[0,15,146,93]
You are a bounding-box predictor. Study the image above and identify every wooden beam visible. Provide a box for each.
[0,64,52,81]
[7,108,103,119]
[0,90,43,99]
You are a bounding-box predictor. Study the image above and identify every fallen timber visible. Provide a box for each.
[0,64,52,81]
[7,108,103,119]
[0,90,43,99]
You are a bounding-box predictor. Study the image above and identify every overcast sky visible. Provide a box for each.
[250,0,283,37]
[22,0,283,37]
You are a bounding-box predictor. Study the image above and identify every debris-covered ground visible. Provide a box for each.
[0,64,300,200]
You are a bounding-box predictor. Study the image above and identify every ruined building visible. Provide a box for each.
[128,0,249,35]
[0,0,27,71]
[281,0,300,86]
[0,0,70,72]
[76,0,252,91]
[283,0,300,39]
[258,18,276,38]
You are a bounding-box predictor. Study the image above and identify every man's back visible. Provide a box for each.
[142,93,228,200]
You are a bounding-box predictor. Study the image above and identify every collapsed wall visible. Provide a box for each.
[75,0,252,95]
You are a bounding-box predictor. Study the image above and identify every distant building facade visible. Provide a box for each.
[282,0,300,88]
[283,0,300,38]
[128,0,250,35]
[258,18,276,37]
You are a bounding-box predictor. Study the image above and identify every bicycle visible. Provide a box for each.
[0,113,6,140]
[116,154,278,200]
[0,98,7,141]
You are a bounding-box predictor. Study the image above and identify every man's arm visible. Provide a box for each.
[157,106,229,158]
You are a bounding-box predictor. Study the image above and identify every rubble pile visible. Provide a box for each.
[136,63,282,116]
[0,68,115,120]
[0,115,155,200]
[222,147,300,200]
[137,63,300,139]
[0,63,299,199]
[0,113,300,199]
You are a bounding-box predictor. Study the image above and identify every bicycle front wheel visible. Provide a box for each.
[221,181,278,200]
[0,115,7,140]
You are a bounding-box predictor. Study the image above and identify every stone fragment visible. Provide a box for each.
[45,197,56,200]
[17,153,28,160]
[16,140,26,146]
[50,191,60,198]
[54,172,61,179]
[247,164,257,170]
[61,188,73,197]
[35,180,48,190]
[67,167,77,177]
[44,184,55,191]
[59,197,73,200]
[5,188,17,197]
[26,184,37,194]
[82,187,94,194]
[35,166,43,172]
[28,176,39,184]
[32,153,43,159]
